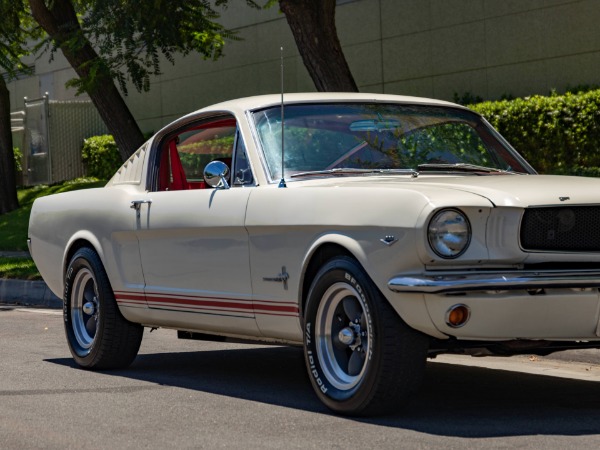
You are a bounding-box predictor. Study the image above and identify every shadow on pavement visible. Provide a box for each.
[46,345,600,437]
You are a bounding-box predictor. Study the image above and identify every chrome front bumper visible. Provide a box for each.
[388,270,600,294]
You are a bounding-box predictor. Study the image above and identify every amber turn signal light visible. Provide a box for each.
[445,304,471,328]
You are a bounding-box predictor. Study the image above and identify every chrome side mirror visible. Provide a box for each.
[204,160,230,189]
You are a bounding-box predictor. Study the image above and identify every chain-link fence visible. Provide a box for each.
[20,95,108,186]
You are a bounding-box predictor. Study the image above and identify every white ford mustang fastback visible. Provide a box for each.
[28,93,600,416]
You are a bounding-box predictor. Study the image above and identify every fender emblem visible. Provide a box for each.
[263,266,289,290]
[380,236,398,246]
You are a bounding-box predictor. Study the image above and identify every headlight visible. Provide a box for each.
[428,209,471,258]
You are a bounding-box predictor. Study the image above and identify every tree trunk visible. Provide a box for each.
[28,0,144,161]
[0,76,19,215]
[279,0,358,92]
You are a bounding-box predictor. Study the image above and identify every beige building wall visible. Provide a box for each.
[7,0,600,134]
[374,0,600,101]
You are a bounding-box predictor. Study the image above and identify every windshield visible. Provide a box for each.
[251,103,533,181]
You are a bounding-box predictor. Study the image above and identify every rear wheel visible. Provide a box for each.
[64,247,143,369]
[304,256,428,416]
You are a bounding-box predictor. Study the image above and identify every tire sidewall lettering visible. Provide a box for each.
[305,325,328,394]
[305,263,376,402]
[63,265,74,322]
[344,271,373,363]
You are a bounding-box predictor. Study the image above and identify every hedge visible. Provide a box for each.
[13,147,22,174]
[470,90,600,175]
[81,135,122,180]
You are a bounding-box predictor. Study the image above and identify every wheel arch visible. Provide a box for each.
[299,235,369,320]
[63,233,105,282]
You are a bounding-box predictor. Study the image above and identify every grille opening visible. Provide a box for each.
[520,206,600,252]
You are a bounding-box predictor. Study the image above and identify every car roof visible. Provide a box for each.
[192,92,466,117]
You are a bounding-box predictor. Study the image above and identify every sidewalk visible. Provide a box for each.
[0,251,62,308]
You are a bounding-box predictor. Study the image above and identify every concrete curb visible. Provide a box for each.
[0,279,62,309]
[0,251,30,258]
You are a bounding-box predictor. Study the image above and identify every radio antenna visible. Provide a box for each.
[278,46,287,188]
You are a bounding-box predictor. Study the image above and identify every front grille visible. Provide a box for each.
[520,206,600,252]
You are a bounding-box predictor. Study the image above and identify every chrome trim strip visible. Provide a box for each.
[388,270,600,294]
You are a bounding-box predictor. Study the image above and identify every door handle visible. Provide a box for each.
[130,199,152,211]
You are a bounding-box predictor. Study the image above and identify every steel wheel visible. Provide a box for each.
[315,282,371,390]
[70,268,99,351]
[64,247,143,369]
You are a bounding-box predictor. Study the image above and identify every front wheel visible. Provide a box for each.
[64,247,143,369]
[304,256,428,416]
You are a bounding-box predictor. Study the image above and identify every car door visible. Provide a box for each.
[133,116,259,336]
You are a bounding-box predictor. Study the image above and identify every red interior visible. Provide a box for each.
[157,119,236,191]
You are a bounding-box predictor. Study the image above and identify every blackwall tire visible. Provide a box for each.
[64,247,143,369]
[304,256,429,416]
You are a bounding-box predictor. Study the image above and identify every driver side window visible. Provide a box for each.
[157,117,253,191]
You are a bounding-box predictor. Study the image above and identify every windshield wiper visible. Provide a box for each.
[289,168,418,178]
[416,163,513,174]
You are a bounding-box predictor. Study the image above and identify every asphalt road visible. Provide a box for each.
[2,307,600,449]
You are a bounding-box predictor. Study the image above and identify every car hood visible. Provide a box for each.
[294,174,600,208]
[409,174,600,207]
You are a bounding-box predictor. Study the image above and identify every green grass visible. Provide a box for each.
[0,177,106,279]
[0,206,32,252]
[0,177,105,252]
[0,257,41,280]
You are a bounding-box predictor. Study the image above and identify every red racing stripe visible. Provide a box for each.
[114,290,299,316]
